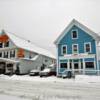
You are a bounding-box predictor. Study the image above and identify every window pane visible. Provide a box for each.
[73,45,78,53]
[85,62,94,68]
[4,51,8,58]
[10,50,15,58]
[0,52,2,57]
[62,46,66,54]
[60,63,67,68]
[85,43,90,52]
[72,30,77,39]
[4,41,9,47]
[0,43,3,48]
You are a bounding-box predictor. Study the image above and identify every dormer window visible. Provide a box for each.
[72,29,78,39]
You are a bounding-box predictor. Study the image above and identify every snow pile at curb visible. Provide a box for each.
[0,74,74,83]
[75,75,100,83]
[1,74,100,83]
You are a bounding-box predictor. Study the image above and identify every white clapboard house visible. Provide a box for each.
[0,30,56,74]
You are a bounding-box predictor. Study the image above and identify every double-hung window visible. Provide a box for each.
[0,42,3,48]
[72,29,78,39]
[85,43,91,53]
[4,41,9,47]
[10,50,15,58]
[62,45,67,55]
[72,44,78,54]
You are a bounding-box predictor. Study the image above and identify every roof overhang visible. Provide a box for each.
[54,19,100,45]
[0,58,19,63]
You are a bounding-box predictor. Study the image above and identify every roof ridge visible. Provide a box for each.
[3,30,55,58]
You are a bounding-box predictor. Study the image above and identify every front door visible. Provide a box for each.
[74,62,79,73]
[0,62,6,74]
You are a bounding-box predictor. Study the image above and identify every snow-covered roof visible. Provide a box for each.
[54,19,100,44]
[3,30,56,59]
[0,58,19,63]
[31,55,39,61]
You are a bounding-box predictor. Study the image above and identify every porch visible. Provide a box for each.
[58,53,97,75]
[0,58,19,74]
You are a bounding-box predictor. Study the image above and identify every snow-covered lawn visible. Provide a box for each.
[0,74,100,83]
[0,94,30,100]
[0,75,100,100]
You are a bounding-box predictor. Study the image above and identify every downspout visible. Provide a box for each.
[56,44,59,76]
[96,41,99,75]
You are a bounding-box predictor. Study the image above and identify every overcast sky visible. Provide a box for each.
[0,0,100,55]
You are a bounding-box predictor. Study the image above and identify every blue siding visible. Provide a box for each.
[57,25,98,75]
[58,25,96,56]
[84,58,95,62]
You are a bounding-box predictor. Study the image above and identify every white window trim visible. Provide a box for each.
[71,29,78,39]
[72,44,79,54]
[84,42,91,53]
[61,45,67,55]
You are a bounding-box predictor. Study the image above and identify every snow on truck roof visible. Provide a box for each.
[3,30,56,59]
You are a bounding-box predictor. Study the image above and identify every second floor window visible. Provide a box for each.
[4,51,8,58]
[62,45,67,55]
[72,44,78,54]
[4,41,9,47]
[0,42,3,48]
[0,52,2,57]
[85,43,91,53]
[10,50,15,58]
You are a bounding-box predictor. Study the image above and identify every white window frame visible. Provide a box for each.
[71,29,78,39]
[61,45,67,55]
[84,42,91,53]
[72,44,79,54]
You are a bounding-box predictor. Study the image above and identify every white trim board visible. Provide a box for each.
[59,54,95,60]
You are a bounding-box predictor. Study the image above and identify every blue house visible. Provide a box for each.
[54,19,100,76]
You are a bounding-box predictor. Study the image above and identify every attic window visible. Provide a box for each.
[72,29,78,39]
[4,41,9,47]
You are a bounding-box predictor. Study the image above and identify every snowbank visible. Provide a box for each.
[0,74,100,83]
[75,75,100,83]
[0,74,73,83]
[0,94,30,100]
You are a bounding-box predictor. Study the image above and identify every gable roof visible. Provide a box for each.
[54,19,100,44]
[2,30,56,59]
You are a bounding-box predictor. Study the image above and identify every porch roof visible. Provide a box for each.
[0,58,19,63]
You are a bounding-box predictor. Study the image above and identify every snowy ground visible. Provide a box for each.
[0,94,30,100]
[0,75,100,100]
